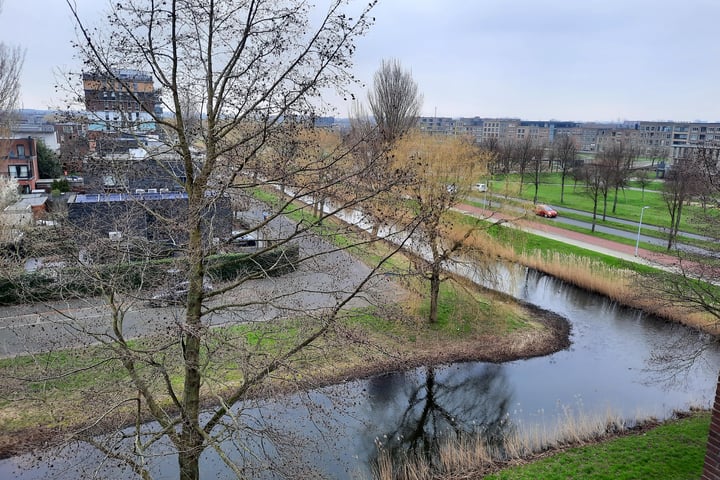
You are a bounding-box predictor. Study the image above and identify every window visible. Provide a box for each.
[8,165,30,179]
[16,145,25,157]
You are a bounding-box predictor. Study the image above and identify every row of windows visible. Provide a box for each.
[642,125,720,133]
[104,111,143,121]
[8,165,31,179]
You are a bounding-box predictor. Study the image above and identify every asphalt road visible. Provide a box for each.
[0,206,398,358]
[468,194,712,256]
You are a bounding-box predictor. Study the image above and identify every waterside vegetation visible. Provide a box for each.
[374,410,710,480]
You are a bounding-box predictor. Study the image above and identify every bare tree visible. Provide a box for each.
[640,148,720,478]
[0,0,24,134]
[595,139,630,220]
[353,59,422,235]
[634,168,654,201]
[0,175,18,209]
[392,132,486,324]
[647,144,669,168]
[612,140,638,214]
[528,140,546,204]
[551,134,578,204]
[662,150,706,250]
[367,58,423,145]
[480,136,501,175]
[579,161,605,232]
[2,2,431,479]
[514,135,538,196]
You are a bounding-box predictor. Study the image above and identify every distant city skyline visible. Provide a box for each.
[2,0,720,123]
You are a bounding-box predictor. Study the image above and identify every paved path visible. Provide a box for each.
[456,203,686,271]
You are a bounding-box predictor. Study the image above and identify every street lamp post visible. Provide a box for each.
[635,206,650,256]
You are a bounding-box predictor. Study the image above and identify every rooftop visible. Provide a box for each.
[69,192,187,204]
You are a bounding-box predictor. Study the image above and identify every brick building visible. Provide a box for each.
[1,137,40,193]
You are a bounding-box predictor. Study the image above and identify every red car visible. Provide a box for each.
[534,204,558,218]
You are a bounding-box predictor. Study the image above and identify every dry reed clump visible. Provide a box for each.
[455,228,636,303]
[684,311,720,335]
[371,408,629,480]
[479,235,719,334]
[519,251,635,302]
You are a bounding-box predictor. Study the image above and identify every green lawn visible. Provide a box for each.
[486,172,712,235]
[482,217,658,275]
[484,413,710,480]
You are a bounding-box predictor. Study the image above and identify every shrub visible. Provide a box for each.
[0,245,300,306]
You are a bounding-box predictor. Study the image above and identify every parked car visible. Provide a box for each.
[148,279,214,307]
[474,183,488,192]
[230,230,258,248]
[534,204,558,218]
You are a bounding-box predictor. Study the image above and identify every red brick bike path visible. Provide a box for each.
[456,203,684,270]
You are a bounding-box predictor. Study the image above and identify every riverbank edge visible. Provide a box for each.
[0,301,570,461]
[444,409,710,480]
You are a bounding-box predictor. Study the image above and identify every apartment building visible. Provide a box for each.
[417,116,720,161]
[83,69,162,135]
[1,137,39,193]
[418,117,484,140]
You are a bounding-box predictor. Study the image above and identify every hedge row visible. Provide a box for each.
[0,244,300,306]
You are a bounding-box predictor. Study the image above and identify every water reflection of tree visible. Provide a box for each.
[368,363,514,473]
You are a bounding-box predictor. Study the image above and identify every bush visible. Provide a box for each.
[0,245,300,306]
[51,179,71,193]
[207,244,299,281]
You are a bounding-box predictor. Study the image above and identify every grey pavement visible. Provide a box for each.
[0,205,401,358]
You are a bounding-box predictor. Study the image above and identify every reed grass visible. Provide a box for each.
[450,221,719,335]
[372,408,638,480]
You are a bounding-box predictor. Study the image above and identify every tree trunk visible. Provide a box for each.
[668,201,684,251]
[178,219,206,480]
[560,171,566,204]
[178,447,202,480]
[429,263,441,324]
[666,197,679,250]
[591,192,599,233]
[612,185,619,213]
[601,192,608,221]
[428,232,442,324]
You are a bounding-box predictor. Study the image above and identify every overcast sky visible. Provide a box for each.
[2,0,720,122]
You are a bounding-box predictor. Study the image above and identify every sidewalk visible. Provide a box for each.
[455,203,684,272]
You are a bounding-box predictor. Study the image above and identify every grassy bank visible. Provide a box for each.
[374,411,710,480]
[0,247,567,458]
[447,208,720,334]
[482,411,710,480]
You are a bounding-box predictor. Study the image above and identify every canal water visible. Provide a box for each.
[1,263,718,479]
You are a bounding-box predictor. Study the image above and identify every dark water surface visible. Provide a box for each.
[1,265,717,479]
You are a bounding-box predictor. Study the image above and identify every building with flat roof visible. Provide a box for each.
[82,69,162,141]
[66,191,232,249]
[416,116,720,163]
[10,110,59,150]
